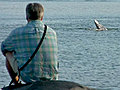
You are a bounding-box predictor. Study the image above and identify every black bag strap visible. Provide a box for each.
[19,24,47,71]
[9,24,47,86]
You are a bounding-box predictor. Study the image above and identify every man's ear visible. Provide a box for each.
[40,15,44,21]
[26,16,30,22]
[26,17,31,22]
[41,17,43,21]
[27,19,31,22]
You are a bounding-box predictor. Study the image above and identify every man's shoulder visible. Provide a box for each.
[15,25,28,30]
[47,26,56,34]
[10,25,28,35]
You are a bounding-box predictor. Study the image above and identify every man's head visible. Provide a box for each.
[26,3,44,21]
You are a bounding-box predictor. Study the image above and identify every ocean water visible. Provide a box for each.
[0,1,120,90]
[0,0,120,2]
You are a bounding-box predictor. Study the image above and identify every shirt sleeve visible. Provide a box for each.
[1,32,14,55]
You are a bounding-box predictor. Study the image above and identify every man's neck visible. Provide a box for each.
[27,18,43,23]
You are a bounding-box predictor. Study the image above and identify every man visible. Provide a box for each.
[1,3,58,84]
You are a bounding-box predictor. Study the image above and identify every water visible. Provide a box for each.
[0,1,120,90]
[0,0,120,2]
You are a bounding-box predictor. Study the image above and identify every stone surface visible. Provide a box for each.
[2,80,97,90]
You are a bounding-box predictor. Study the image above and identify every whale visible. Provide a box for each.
[94,19,107,31]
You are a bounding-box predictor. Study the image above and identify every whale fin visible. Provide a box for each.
[94,19,107,31]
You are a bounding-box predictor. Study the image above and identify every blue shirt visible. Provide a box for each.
[1,20,58,82]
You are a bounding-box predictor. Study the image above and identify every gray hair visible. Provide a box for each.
[26,3,44,20]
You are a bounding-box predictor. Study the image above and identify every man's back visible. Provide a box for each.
[1,20,58,83]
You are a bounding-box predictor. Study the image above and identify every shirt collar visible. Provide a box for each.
[27,20,44,28]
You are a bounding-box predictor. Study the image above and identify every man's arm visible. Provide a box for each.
[5,52,19,85]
